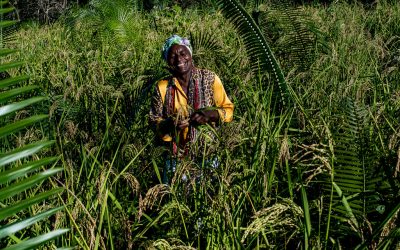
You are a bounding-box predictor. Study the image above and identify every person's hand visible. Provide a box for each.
[190,110,219,126]
[176,118,189,130]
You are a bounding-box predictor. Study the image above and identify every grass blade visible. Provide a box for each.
[0,206,64,239]
[0,85,39,104]
[0,168,63,201]
[0,115,48,138]
[0,140,54,167]
[332,181,359,233]
[0,157,58,185]
[0,188,63,221]
[0,61,24,72]
[301,186,311,243]
[2,229,70,250]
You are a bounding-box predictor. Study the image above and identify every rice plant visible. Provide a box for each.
[2,0,399,249]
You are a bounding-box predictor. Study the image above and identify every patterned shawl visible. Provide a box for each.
[164,67,216,154]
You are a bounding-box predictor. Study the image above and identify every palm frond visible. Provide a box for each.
[326,98,384,237]
[67,0,137,45]
[189,30,228,71]
[216,0,290,105]
[271,1,317,71]
[0,1,18,46]
[0,4,68,248]
[190,30,222,56]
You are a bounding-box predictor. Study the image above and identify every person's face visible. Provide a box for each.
[167,44,193,75]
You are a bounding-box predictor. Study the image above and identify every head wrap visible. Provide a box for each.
[162,34,193,61]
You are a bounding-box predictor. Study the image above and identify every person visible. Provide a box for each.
[149,34,234,183]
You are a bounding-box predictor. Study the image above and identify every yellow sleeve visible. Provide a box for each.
[213,75,234,122]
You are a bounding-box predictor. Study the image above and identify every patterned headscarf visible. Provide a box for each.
[162,34,193,61]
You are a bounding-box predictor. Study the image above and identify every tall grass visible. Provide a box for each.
[3,0,399,248]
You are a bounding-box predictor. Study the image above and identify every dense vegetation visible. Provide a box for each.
[1,0,399,249]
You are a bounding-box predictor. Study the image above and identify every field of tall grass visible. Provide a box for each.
[1,0,399,249]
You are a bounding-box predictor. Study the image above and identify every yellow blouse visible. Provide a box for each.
[151,74,234,142]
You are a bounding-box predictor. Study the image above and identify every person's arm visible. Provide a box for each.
[213,74,234,123]
[190,74,234,125]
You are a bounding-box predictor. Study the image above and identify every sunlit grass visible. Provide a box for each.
[2,0,399,249]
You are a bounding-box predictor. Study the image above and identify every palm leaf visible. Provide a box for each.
[271,1,318,71]
[0,48,17,57]
[124,72,169,128]
[2,229,70,250]
[189,30,231,74]
[333,99,381,214]
[325,98,385,241]
[0,61,24,72]
[0,140,54,166]
[0,157,58,184]
[0,189,63,221]
[0,3,68,249]
[216,0,291,105]
[67,0,136,45]
[0,206,64,239]
[190,30,222,55]
[332,181,360,233]
[0,20,16,29]
[0,168,63,201]
[0,75,30,88]
[0,96,45,116]
[0,86,39,103]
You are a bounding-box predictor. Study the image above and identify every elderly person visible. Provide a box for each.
[149,35,234,182]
